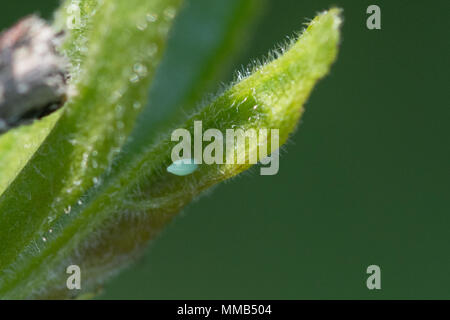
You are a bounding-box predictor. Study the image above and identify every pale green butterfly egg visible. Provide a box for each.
[167,158,198,176]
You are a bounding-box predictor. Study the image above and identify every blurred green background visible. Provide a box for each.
[2,0,449,299]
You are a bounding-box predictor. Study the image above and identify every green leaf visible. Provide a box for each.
[0,0,184,298]
[0,3,341,299]
[0,111,60,194]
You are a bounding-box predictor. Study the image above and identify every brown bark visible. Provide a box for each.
[0,15,68,132]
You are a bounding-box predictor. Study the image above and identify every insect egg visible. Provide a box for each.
[167,158,198,176]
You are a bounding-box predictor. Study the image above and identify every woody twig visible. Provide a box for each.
[0,15,68,133]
